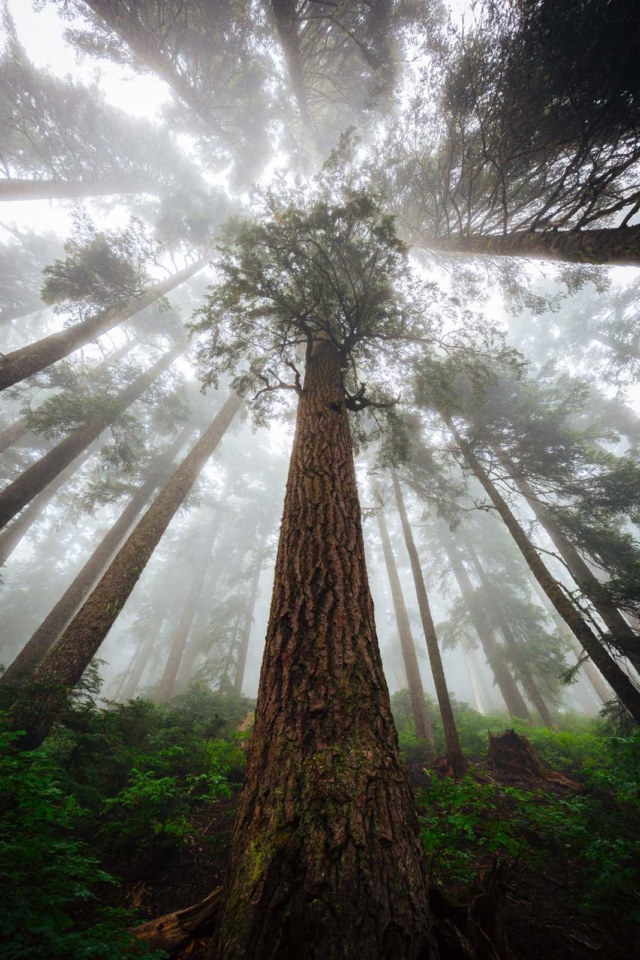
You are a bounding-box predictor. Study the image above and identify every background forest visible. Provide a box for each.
[1,1,639,959]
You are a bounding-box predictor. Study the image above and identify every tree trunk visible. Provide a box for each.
[0,446,96,564]
[463,537,556,729]
[0,178,155,202]
[0,428,190,688]
[10,389,245,749]
[375,497,435,752]
[270,1,315,137]
[434,224,640,266]
[439,525,531,721]
[212,341,435,960]
[121,593,174,701]
[0,345,181,531]
[391,470,466,776]
[446,418,640,723]
[233,538,266,695]
[155,507,224,703]
[463,643,486,714]
[505,461,640,667]
[0,257,205,391]
[0,339,136,456]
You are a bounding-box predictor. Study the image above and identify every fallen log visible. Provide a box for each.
[128,886,222,953]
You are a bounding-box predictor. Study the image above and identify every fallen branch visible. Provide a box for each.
[129,886,222,952]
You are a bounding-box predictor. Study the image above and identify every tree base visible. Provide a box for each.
[487,730,546,779]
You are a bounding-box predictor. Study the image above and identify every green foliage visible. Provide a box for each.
[0,727,164,959]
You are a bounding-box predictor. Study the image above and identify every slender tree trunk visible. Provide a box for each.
[505,460,640,666]
[10,389,245,749]
[463,537,556,728]
[0,178,156,202]
[212,341,435,960]
[446,418,640,723]
[439,525,532,721]
[463,643,486,714]
[0,428,190,688]
[0,300,44,325]
[434,223,640,266]
[0,339,136,456]
[375,497,435,752]
[391,471,466,773]
[155,508,224,703]
[121,595,173,701]
[233,537,267,695]
[0,258,205,391]
[270,1,315,137]
[0,345,181,531]
[0,447,95,564]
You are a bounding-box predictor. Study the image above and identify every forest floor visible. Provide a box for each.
[119,749,640,960]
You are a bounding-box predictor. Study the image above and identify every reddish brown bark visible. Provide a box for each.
[155,507,223,703]
[213,341,435,960]
[375,494,435,752]
[0,258,205,391]
[10,390,244,749]
[439,525,532,722]
[392,471,466,776]
[0,346,181,531]
[447,418,640,723]
[0,428,190,688]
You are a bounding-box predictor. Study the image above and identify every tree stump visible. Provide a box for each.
[487,729,546,779]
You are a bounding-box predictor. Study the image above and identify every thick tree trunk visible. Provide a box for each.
[0,346,181,531]
[375,498,435,752]
[391,471,466,776]
[212,341,435,960]
[434,224,640,266]
[0,257,205,391]
[155,508,224,703]
[0,447,96,564]
[0,178,155,202]
[447,419,640,723]
[0,428,190,688]
[463,537,556,729]
[233,538,266,695]
[439,525,531,721]
[505,461,640,667]
[10,390,244,749]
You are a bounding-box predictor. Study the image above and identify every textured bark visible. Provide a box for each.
[375,499,435,751]
[0,346,181,531]
[0,178,154,202]
[392,471,466,776]
[10,390,244,749]
[213,341,435,960]
[0,428,190,688]
[463,538,556,729]
[440,526,531,722]
[155,508,224,703]
[0,258,205,391]
[233,539,266,695]
[506,462,640,667]
[130,888,222,953]
[434,224,640,265]
[447,419,640,723]
[0,447,95,564]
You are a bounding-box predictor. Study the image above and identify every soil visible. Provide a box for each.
[117,760,639,960]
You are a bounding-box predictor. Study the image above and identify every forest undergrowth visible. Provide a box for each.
[1,682,639,960]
